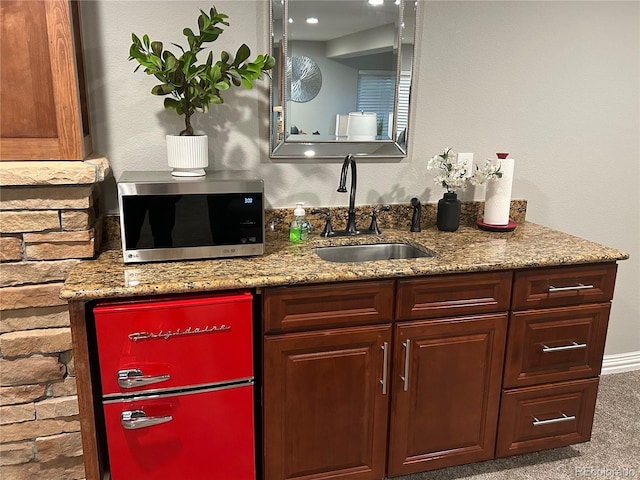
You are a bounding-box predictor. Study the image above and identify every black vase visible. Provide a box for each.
[437,192,461,232]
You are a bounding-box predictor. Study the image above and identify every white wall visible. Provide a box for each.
[80,0,639,356]
[288,41,358,136]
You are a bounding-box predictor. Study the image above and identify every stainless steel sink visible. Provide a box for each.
[313,243,433,263]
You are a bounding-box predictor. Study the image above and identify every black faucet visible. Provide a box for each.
[410,197,422,232]
[337,154,358,233]
[332,154,384,236]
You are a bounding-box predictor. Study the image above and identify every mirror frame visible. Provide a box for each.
[269,0,418,159]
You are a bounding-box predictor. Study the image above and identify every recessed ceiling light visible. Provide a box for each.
[395,0,401,5]
[304,150,316,157]
[368,0,384,6]
[306,17,318,24]
[288,17,293,23]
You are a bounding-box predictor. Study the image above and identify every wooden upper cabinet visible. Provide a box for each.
[0,0,91,160]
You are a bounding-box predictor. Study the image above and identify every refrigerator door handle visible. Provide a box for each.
[121,410,173,430]
[118,369,170,388]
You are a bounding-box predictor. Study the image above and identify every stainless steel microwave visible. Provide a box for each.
[117,171,264,264]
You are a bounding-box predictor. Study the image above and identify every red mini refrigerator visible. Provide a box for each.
[93,291,255,480]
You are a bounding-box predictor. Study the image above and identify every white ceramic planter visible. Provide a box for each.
[166,134,208,176]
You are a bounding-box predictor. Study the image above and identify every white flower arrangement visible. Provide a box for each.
[469,159,503,185]
[427,147,468,193]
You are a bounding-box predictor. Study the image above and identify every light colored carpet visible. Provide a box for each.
[393,370,640,480]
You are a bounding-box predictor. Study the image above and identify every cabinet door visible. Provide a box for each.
[264,325,392,480]
[0,0,91,160]
[387,314,507,476]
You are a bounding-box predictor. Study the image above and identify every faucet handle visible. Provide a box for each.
[368,205,391,235]
[311,209,334,237]
[372,205,391,215]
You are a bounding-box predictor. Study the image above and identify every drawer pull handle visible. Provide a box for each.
[121,410,173,430]
[401,339,411,392]
[118,369,170,388]
[548,283,594,293]
[380,342,389,395]
[542,342,587,353]
[532,413,576,426]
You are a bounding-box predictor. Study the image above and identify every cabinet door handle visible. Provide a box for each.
[380,342,389,395]
[121,410,173,430]
[548,283,594,293]
[400,339,411,392]
[532,413,575,426]
[118,369,170,388]
[542,342,587,353]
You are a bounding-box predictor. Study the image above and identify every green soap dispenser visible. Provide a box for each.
[289,202,310,243]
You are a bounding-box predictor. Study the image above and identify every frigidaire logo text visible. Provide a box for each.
[128,324,231,342]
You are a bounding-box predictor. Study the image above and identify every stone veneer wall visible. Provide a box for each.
[0,158,110,480]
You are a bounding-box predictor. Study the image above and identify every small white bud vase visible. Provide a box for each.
[483,155,515,225]
[166,134,208,177]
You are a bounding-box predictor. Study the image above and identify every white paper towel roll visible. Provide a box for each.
[483,158,514,225]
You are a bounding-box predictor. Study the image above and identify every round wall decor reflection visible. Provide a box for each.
[287,56,322,103]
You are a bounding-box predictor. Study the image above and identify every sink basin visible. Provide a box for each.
[313,243,433,263]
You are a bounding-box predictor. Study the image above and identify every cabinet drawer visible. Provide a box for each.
[503,304,610,388]
[263,280,394,333]
[512,263,617,310]
[396,271,512,320]
[496,378,598,458]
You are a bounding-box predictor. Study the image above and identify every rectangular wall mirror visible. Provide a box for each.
[270,0,417,159]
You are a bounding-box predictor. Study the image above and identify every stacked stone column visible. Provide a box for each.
[0,158,109,480]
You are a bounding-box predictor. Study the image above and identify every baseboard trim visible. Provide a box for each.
[601,351,640,375]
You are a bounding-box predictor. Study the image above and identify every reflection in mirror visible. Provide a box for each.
[270,0,417,158]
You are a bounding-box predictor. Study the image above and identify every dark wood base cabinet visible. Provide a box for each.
[262,264,618,480]
[65,263,619,480]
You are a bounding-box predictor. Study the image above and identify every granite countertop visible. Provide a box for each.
[60,222,629,301]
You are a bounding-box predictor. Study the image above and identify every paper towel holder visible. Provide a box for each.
[476,218,517,232]
[477,152,517,232]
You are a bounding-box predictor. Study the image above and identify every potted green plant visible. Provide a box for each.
[129,5,275,176]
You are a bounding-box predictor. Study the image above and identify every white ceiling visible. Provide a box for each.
[274,0,400,42]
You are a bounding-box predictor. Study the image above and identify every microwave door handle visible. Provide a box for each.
[118,369,170,389]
